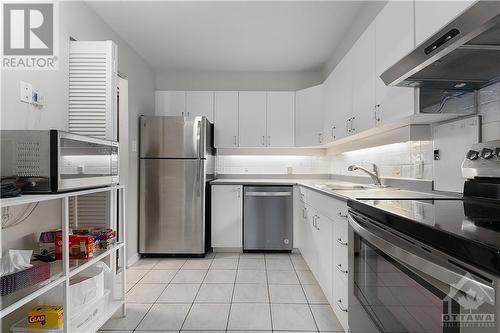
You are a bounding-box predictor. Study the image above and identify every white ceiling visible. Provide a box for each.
[87,1,375,73]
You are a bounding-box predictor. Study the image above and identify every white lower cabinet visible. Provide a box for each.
[211,185,243,248]
[296,186,349,332]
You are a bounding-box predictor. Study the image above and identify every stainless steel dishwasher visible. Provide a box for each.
[243,186,293,251]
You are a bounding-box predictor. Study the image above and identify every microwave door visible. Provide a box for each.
[140,116,204,159]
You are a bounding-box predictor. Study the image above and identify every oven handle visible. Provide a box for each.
[348,213,495,305]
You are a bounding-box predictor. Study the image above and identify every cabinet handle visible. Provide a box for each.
[331,126,336,140]
[318,133,323,144]
[351,117,355,132]
[338,211,348,219]
[336,299,348,313]
[187,111,190,117]
[374,104,381,122]
[181,111,185,117]
[336,263,348,274]
[346,119,350,133]
[237,188,241,198]
[316,216,320,230]
[337,238,348,246]
[268,136,271,146]
[312,215,316,228]
[233,135,237,146]
[262,136,266,146]
[302,208,306,219]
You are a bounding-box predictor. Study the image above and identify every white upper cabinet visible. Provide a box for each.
[322,75,336,144]
[238,91,267,147]
[267,92,295,147]
[375,1,416,125]
[415,0,477,46]
[186,91,214,122]
[155,91,186,116]
[334,54,354,139]
[214,91,239,148]
[351,21,376,135]
[296,85,324,146]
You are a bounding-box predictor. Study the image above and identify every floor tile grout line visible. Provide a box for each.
[264,254,274,331]
[225,252,240,331]
[293,257,320,333]
[179,263,210,331]
[131,264,161,331]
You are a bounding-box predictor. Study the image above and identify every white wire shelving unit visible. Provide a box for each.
[0,185,126,332]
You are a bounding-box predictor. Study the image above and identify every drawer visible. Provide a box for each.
[299,186,345,221]
[333,270,349,331]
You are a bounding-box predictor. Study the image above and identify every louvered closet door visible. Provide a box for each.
[69,41,117,140]
[68,41,118,228]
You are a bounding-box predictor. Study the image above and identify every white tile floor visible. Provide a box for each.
[100,252,343,332]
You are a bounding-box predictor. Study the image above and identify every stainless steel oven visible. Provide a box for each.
[1,130,119,193]
[348,210,499,333]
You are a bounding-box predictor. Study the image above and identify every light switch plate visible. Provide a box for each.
[20,81,32,103]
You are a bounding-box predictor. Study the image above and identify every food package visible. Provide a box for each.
[27,305,63,329]
[73,227,117,250]
[39,230,61,258]
[55,234,97,260]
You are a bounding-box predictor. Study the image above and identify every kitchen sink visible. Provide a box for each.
[314,183,375,190]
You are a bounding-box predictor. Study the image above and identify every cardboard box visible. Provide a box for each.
[27,305,63,329]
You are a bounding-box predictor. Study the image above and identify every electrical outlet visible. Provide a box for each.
[32,89,44,106]
[20,81,32,103]
[392,166,402,177]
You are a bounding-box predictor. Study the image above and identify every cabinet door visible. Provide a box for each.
[238,91,267,147]
[375,1,416,124]
[211,185,242,248]
[314,213,333,306]
[155,91,186,116]
[300,206,317,275]
[351,21,376,135]
[415,0,476,46]
[322,75,337,144]
[214,91,239,148]
[335,55,354,139]
[267,92,295,147]
[296,85,324,146]
[186,91,214,122]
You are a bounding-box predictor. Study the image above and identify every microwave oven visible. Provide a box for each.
[1,130,119,193]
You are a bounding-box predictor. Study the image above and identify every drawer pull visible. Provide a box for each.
[337,238,348,246]
[336,263,348,274]
[336,299,348,313]
[338,212,348,219]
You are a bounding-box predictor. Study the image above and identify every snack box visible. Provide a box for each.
[27,305,63,329]
[39,230,61,257]
[55,234,97,260]
[73,227,116,249]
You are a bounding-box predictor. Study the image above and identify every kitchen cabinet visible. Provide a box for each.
[350,21,376,135]
[296,85,324,146]
[238,91,267,147]
[214,91,239,147]
[415,0,476,46]
[186,91,214,122]
[375,1,416,125]
[155,91,186,116]
[211,185,243,248]
[267,92,295,147]
[330,55,353,140]
[311,211,333,306]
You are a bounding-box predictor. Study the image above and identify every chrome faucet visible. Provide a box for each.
[348,163,382,186]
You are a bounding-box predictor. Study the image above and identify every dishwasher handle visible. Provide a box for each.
[245,191,292,197]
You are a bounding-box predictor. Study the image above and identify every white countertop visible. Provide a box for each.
[210,178,461,201]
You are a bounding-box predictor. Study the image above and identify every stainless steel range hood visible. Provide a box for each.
[381,1,500,93]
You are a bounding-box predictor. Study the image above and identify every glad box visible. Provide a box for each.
[27,306,63,329]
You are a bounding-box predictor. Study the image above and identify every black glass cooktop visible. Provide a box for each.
[348,198,500,276]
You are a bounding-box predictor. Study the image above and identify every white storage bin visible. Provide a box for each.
[39,262,111,308]
[10,290,110,333]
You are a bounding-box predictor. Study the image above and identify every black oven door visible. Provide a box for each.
[347,211,497,333]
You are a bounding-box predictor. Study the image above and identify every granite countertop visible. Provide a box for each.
[210,178,461,201]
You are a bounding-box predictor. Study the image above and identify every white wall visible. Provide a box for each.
[478,82,500,141]
[1,1,155,263]
[155,70,322,91]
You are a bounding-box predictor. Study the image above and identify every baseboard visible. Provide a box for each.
[127,252,140,268]
[212,247,243,253]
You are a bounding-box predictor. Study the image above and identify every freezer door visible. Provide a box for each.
[140,159,206,254]
[140,116,207,158]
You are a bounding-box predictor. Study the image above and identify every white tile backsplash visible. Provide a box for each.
[216,155,331,175]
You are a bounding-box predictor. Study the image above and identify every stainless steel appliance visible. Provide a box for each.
[347,140,500,333]
[243,186,293,251]
[139,116,215,255]
[1,130,119,193]
[381,1,500,113]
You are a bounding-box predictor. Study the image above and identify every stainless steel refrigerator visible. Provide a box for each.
[139,116,215,255]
